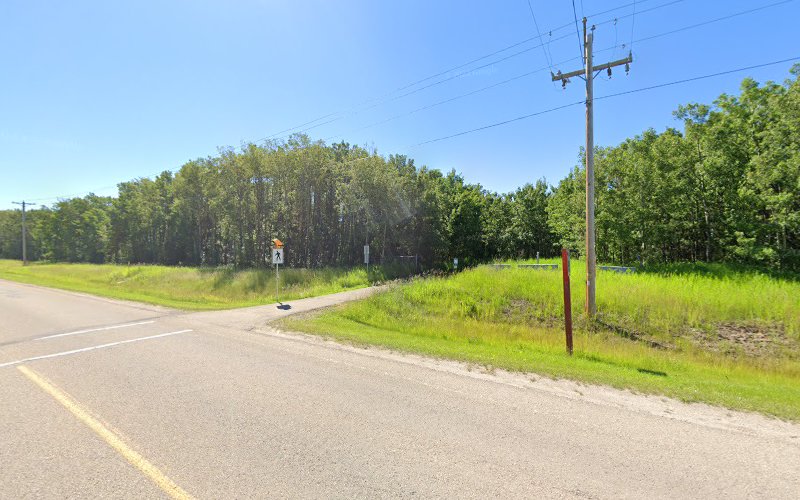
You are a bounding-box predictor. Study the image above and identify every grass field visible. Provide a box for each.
[0,259,386,310]
[284,260,800,420]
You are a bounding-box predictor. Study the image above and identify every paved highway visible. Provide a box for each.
[1,279,798,499]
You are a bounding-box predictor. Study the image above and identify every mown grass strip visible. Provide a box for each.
[283,262,800,421]
[0,260,380,310]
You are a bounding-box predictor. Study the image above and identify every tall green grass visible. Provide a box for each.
[0,260,390,310]
[285,261,800,420]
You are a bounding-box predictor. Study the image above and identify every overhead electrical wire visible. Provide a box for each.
[257,30,573,142]
[411,56,800,147]
[19,1,798,203]
[526,0,555,72]
[592,0,682,30]
[595,57,800,101]
[571,0,584,59]
[413,100,584,147]
[259,0,680,142]
[325,55,583,142]
[23,55,799,205]
[26,168,181,203]
[629,0,791,46]
[584,0,658,21]
[630,0,638,51]
[323,0,792,143]
[593,0,795,57]
[265,0,685,143]
[263,31,576,142]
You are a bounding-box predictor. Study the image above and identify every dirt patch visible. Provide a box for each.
[503,298,531,320]
[691,322,796,358]
[502,298,560,326]
[595,316,674,350]
[501,300,796,360]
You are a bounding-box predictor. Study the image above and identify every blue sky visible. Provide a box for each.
[1,0,798,209]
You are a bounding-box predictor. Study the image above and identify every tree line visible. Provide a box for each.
[549,67,799,270]
[1,68,798,271]
[0,138,555,269]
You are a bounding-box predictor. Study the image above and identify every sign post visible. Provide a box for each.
[272,239,284,304]
[453,257,458,271]
[364,244,369,276]
[561,248,573,355]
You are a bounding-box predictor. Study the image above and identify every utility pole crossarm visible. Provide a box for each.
[551,54,632,83]
[551,68,585,82]
[591,53,633,75]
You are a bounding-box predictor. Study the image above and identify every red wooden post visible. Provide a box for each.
[561,248,573,355]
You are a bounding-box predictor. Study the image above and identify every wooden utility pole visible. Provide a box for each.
[12,200,32,266]
[551,18,632,318]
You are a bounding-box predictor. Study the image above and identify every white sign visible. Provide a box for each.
[453,258,458,269]
[363,245,370,264]
[272,248,284,265]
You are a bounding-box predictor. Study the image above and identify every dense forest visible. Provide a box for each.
[2,68,798,271]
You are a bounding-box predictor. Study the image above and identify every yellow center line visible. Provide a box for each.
[17,365,195,500]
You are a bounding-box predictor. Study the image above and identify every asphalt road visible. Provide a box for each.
[1,279,798,499]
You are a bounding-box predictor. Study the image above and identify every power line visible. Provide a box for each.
[259,0,676,142]
[631,0,793,46]
[27,168,180,204]
[542,0,663,36]
[19,2,797,204]
[326,55,582,142]
[571,0,584,59]
[592,0,683,30]
[411,56,799,147]
[27,0,793,206]
[363,34,572,103]
[261,112,341,142]
[630,0,638,51]
[266,31,576,142]
[43,9,794,203]
[526,0,555,72]
[594,0,796,57]
[28,186,120,203]
[336,0,784,144]
[317,0,791,145]
[413,100,584,147]
[329,1,684,138]
[585,0,658,21]
[20,56,799,205]
[267,0,686,143]
[595,56,800,101]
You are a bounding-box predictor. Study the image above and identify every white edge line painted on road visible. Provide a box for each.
[36,320,157,341]
[0,330,192,368]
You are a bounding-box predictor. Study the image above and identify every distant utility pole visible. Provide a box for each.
[551,17,632,318]
[11,200,34,265]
